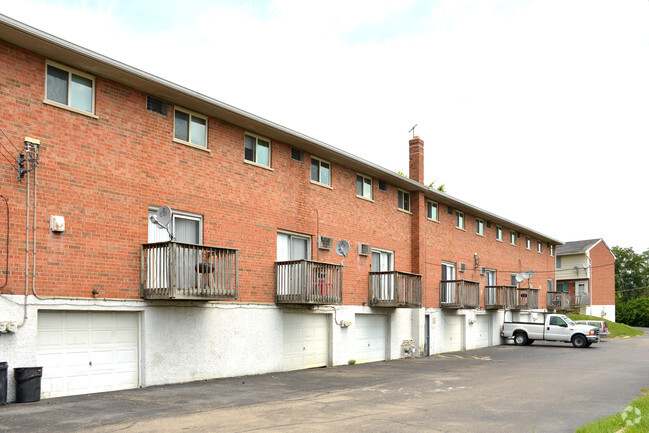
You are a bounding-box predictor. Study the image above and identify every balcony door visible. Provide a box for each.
[277,233,310,261]
[276,232,311,296]
[485,269,497,305]
[441,262,456,303]
[371,249,394,300]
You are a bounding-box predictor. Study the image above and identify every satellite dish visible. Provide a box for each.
[522,270,535,280]
[572,266,579,272]
[156,206,172,227]
[335,240,350,257]
[515,274,524,283]
[583,263,589,269]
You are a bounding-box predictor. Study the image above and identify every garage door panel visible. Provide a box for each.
[37,311,139,398]
[355,315,387,364]
[282,313,328,371]
[475,315,490,348]
[444,316,464,352]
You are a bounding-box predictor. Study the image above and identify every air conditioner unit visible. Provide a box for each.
[358,243,371,256]
[480,267,486,276]
[459,263,467,273]
[318,236,333,250]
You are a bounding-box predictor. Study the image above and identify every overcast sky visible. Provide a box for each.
[2,1,648,252]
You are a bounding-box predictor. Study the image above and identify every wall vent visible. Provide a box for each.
[318,236,333,250]
[378,180,387,191]
[291,148,304,162]
[358,243,371,256]
[459,263,467,273]
[447,206,454,215]
[486,221,491,228]
[480,266,486,276]
[146,96,168,116]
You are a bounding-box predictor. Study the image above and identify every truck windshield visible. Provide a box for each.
[561,316,576,326]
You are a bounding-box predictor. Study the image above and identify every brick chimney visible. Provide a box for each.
[408,136,424,183]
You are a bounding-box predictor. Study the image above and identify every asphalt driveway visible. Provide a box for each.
[2,332,648,433]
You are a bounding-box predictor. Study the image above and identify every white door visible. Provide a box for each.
[443,315,464,352]
[282,313,328,371]
[37,311,139,398]
[354,314,387,363]
[371,249,394,300]
[441,262,456,303]
[475,315,491,348]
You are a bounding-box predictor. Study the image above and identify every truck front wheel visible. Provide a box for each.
[572,334,588,348]
[514,332,528,346]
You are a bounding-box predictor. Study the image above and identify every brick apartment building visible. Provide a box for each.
[0,14,561,401]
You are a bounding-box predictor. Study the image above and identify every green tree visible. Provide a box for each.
[612,246,649,298]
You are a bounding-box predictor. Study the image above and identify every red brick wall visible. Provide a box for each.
[0,39,558,307]
[589,241,615,305]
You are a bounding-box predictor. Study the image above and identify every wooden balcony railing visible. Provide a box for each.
[275,260,342,305]
[485,285,518,309]
[515,288,540,309]
[368,271,422,308]
[141,241,238,300]
[440,280,480,308]
[547,291,570,309]
[570,293,591,309]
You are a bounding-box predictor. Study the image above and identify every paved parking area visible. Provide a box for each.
[2,332,648,433]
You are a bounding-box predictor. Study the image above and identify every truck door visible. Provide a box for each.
[545,315,571,341]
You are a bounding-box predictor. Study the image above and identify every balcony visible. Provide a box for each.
[141,241,238,300]
[547,291,570,310]
[368,271,422,308]
[485,285,517,309]
[275,260,342,305]
[514,288,540,309]
[571,293,591,309]
[440,280,480,309]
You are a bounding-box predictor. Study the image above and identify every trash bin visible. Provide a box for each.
[0,362,7,405]
[14,367,42,403]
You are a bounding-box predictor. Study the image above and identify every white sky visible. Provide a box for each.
[2,0,648,252]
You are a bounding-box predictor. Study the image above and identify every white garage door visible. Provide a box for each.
[475,315,491,348]
[37,311,139,398]
[443,315,464,352]
[354,314,387,363]
[283,313,328,371]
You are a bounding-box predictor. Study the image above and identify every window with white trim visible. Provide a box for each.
[526,237,531,250]
[510,230,516,245]
[174,108,207,148]
[537,241,542,253]
[45,62,95,114]
[456,211,465,229]
[556,257,562,268]
[496,226,503,242]
[398,190,410,212]
[310,157,331,186]
[550,245,554,256]
[356,174,372,200]
[244,133,270,167]
[476,218,484,235]
[427,200,438,221]
[277,232,310,261]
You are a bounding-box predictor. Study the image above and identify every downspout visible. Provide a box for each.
[18,151,30,327]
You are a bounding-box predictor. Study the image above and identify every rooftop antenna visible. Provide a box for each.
[409,124,417,138]
[149,206,174,240]
[334,240,350,266]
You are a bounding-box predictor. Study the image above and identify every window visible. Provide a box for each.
[310,157,331,186]
[496,226,503,242]
[398,190,410,212]
[174,108,207,148]
[476,219,484,235]
[148,208,202,244]
[356,174,372,200]
[486,269,496,286]
[511,273,519,288]
[427,200,438,221]
[537,241,542,253]
[510,230,516,245]
[526,237,531,250]
[455,211,465,229]
[550,245,554,256]
[45,62,95,114]
[556,257,562,268]
[244,133,270,167]
[547,279,554,292]
[549,316,566,327]
[558,282,568,292]
[441,262,457,303]
[277,232,310,261]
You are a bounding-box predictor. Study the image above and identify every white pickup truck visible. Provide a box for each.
[500,313,600,348]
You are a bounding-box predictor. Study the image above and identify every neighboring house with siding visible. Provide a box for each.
[555,239,616,321]
[0,14,561,402]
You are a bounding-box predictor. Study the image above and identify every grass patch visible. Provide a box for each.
[575,390,649,433]
[567,314,645,339]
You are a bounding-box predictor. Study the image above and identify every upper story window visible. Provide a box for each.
[427,200,438,221]
[549,245,554,256]
[537,241,542,253]
[45,62,95,114]
[356,174,372,200]
[556,257,562,268]
[496,226,503,242]
[310,157,331,187]
[174,108,207,148]
[456,211,465,230]
[510,230,516,245]
[244,133,270,167]
[398,189,410,212]
[476,218,484,236]
[526,237,531,250]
